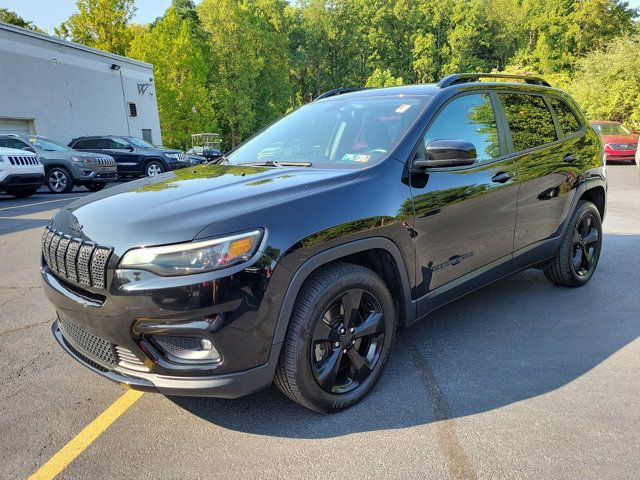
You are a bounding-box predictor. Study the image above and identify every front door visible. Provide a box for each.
[104,138,140,174]
[409,92,519,314]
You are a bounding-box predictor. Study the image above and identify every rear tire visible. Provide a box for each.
[544,200,602,287]
[6,187,38,198]
[46,167,74,193]
[274,262,396,413]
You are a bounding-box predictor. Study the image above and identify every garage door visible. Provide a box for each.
[0,118,33,136]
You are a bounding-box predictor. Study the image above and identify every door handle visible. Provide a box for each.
[491,171,512,183]
[563,154,576,163]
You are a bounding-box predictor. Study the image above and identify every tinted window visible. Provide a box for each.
[550,98,581,135]
[2,138,30,150]
[73,139,97,149]
[108,138,131,149]
[500,94,557,151]
[424,93,500,162]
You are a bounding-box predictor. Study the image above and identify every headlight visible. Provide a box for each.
[119,230,263,276]
[165,153,182,160]
[71,156,93,163]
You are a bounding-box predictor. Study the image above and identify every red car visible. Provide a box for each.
[591,120,638,164]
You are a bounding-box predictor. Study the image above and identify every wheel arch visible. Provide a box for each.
[143,156,168,171]
[578,184,606,220]
[271,237,415,346]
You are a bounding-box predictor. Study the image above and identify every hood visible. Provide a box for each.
[601,134,638,144]
[51,164,360,251]
[140,147,183,155]
[41,149,112,161]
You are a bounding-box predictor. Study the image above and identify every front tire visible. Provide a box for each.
[6,187,38,198]
[544,200,602,287]
[85,182,106,192]
[274,262,396,413]
[144,160,165,177]
[46,167,74,193]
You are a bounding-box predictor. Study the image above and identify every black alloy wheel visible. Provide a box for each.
[572,213,599,277]
[274,262,396,413]
[544,200,602,287]
[311,289,385,394]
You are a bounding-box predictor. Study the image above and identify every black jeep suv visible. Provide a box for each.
[68,135,189,177]
[42,74,606,412]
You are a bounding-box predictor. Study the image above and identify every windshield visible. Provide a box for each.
[127,137,156,148]
[592,123,631,135]
[228,95,430,167]
[29,137,72,152]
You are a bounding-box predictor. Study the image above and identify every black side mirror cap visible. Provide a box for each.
[412,139,477,169]
[23,146,36,153]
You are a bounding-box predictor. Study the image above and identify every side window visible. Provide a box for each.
[73,139,92,149]
[5,139,30,150]
[424,93,500,162]
[549,98,581,135]
[108,138,129,149]
[499,93,557,151]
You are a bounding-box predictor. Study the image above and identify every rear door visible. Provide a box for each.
[497,92,584,253]
[410,92,519,311]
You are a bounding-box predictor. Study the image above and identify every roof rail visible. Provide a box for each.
[315,87,368,101]
[437,73,551,88]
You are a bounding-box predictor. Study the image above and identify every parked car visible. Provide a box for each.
[42,73,606,413]
[590,120,638,164]
[0,134,117,193]
[0,147,44,198]
[69,135,190,177]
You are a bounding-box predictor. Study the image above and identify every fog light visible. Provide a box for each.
[152,335,221,364]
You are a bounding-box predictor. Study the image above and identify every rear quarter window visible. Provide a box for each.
[549,98,581,136]
[499,93,557,152]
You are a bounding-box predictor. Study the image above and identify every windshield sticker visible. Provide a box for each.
[395,104,412,113]
[342,153,371,163]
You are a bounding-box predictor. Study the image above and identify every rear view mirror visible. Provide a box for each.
[412,140,477,169]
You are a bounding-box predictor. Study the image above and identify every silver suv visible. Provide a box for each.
[0,134,117,193]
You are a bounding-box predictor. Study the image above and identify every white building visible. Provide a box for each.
[0,21,161,145]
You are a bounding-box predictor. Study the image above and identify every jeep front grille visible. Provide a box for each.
[42,227,113,290]
[96,157,115,166]
[7,155,39,166]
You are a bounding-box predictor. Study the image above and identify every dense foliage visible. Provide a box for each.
[3,0,640,148]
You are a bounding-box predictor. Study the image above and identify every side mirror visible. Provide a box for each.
[412,140,477,169]
[126,146,135,152]
[23,146,36,153]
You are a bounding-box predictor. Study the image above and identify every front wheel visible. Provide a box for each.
[6,187,38,198]
[544,200,603,287]
[46,167,74,193]
[85,182,106,192]
[144,160,165,177]
[274,262,396,413]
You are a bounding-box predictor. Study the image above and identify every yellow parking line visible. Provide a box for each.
[28,389,144,480]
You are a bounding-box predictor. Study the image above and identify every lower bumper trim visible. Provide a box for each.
[52,320,280,398]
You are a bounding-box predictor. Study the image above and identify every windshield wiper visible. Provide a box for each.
[239,160,313,167]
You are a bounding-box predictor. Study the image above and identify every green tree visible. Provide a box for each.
[55,0,136,55]
[568,36,640,129]
[0,8,43,32]
[365,68,403,88]
[128,6,216,149]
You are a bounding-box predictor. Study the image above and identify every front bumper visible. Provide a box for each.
[0,173,45,189]
[42,248,287,398]
[604,151,636,162]
[52,319,279,397]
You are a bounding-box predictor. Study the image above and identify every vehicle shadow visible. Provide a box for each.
[170,234,639,438]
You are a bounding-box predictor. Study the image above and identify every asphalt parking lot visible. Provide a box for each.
[1,166,639,480]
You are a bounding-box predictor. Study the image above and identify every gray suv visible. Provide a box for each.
[0,134,117,193]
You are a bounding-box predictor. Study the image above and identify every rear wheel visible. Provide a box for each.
[274,262,396,413]
[46,167,74,193]
[544,200,602,287]
[144,160,165,177]
[6,187,38,198]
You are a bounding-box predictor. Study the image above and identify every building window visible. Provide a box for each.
[128,102,138,117]
[142,129,153,144]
